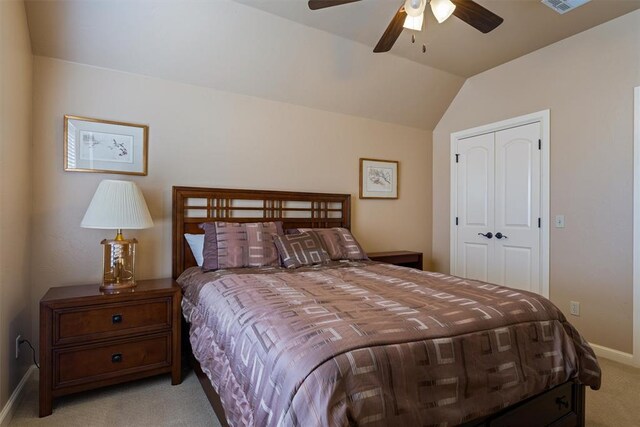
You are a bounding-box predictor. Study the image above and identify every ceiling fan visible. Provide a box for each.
[308,0,504,53]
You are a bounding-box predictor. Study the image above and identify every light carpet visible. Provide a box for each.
[10,370,219,427]
[10,358,639,426]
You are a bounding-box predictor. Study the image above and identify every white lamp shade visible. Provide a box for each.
[403,13,424,31]
[81,180,154,230]
[430,0,456,23]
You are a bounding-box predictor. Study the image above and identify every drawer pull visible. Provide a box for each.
[555,395,569,410]
[112,314,123,324]
[111,353,123,363]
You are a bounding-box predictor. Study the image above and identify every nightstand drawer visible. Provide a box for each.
[54,298,172,345]
[54,333,171,389]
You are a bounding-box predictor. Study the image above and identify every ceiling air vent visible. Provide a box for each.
[541,0,591,14]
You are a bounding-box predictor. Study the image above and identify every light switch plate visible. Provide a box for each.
[555,215,565,228]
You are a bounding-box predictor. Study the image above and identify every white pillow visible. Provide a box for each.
[184,233,204,267]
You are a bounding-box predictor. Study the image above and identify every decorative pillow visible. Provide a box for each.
[200,222,220,271]
[273,232,331,269]
[201,221,284,270]
[184,233,204,267]
[293,227,368,261]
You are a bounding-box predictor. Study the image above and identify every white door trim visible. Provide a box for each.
[632,86,640,367]
[450,110,550,298]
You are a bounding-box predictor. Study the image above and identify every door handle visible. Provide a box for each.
[555,395,569,410]
[478,232,493,239]
[495,232,508,239]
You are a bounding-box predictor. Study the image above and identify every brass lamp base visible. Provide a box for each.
[100,229,138,294]
[100,280,136,293]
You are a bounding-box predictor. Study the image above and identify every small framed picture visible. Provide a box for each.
[359,158,399,199]
[64,115,148,176]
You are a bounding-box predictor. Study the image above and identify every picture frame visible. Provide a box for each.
[359,158,399,199]
[64,115,148,176]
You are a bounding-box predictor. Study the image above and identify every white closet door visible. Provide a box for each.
[455,132,495,282]
[493,122,541,292]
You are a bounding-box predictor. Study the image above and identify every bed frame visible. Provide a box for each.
[172,186,586,427]
[172,186,351,278]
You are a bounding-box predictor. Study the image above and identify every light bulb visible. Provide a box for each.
[404,0,426,17]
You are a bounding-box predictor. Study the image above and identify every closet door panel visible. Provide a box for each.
[455,132,495,282]
[493,122,541,292]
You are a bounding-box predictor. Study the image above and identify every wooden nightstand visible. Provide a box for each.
[368,251,424,270]
[39,278,182,417]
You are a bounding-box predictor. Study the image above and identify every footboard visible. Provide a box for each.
[462,381,585,426]
[183,317,585,427]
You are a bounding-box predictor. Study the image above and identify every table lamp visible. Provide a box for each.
[81,180,154,292]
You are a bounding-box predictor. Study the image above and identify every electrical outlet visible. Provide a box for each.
[570,301,580,316]
[15,335,21,359]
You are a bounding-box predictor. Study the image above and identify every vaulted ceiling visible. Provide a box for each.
[237,0,640,77]
[24,0,640,130]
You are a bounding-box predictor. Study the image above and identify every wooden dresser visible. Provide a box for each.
[39,278,182,417]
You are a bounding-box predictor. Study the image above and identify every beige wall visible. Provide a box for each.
[433,11,640,353]
[30,56,433,339]
[24,0,465,131]
[0,0,33,413]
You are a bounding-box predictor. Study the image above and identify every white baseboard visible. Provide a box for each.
[0,365,36,427]
[590,342,637,367]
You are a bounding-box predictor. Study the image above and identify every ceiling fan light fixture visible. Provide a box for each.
[430,0,456,23]
[403,13,424,31]
[404,0,426,17]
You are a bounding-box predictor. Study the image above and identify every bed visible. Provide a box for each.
[172,186,600,427]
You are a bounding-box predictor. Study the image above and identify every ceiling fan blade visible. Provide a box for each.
[373,6,407,53]
[308,0,361,10]
[450,0,503,33]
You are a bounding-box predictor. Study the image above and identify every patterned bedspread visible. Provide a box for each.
[178,261,600,427]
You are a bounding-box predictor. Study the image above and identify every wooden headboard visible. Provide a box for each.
[172,186,351,278]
